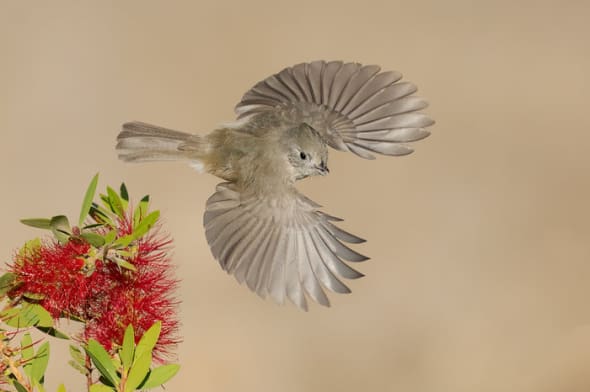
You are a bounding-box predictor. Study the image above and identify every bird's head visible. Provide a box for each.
[284,123,329,181]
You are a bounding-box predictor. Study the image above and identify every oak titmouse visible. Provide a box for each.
[116,61,434,310]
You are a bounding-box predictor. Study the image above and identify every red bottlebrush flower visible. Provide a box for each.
[10,239,92,318]
[84,223,180,361]
[9,214,180,362]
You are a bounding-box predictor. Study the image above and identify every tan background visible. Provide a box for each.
[1,1,590,391]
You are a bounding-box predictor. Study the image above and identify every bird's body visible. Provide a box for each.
[117,61,434,310]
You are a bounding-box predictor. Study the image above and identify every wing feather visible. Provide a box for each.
[310,227,364,280]
[306,61,324,104]
[304,229,351,294]
[235,61,433,159]
[204,183,368,310]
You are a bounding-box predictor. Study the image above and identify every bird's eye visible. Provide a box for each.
[299,151,307,160]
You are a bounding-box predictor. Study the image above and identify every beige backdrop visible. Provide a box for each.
[2,1,590,391]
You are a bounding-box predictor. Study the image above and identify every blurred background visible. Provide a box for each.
[1,0,589,391]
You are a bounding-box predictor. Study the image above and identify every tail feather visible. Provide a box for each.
[116,121,203,163]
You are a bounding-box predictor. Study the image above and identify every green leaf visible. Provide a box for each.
[131,210,159,240]
[89,203,115,227]
[120,324,135,371]
[50,215,71,232]
[119,183,129,210]
[21,332,35,379]
[68,344,89,374]
[125,352,151,392]
[140,364,180,389]
[32,341,50,383]
[112,234,134,249]
[23,292,46,300]
[31,304,53,328]
[120,183,129,201]
[20,218,52,229]
[114,249,134,258]
[69,345,85,366]
[85,339,120,388]
[134,321,161,360]
[2,303,40,328]
[114,258,137,272]
[133,195,150,229]
[36,326,70,339]
[79,173,99,227]
[13,381,28,392]
[80,232,106,247]
[50,215,71,244]
[89,384,115,392]
[104,230,117,245]
[56,384,67,392]
[68,359,88,375]
[106,186,124,218]
[0,272,17,296]
[18,238,42,258]
[83,223,104,230]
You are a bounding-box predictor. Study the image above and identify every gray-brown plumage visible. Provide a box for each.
[116,60,434,310]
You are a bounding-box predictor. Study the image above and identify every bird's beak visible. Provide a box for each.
[316,162,329,175]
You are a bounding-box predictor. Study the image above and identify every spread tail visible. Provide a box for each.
[116,121,204,163]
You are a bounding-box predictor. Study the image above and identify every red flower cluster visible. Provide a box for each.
[11,240,91,318]
[9,216,179,361]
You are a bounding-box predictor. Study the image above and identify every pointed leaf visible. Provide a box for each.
[106,187,124,218]
[90,204,115,227]
[2,303,39,328]
[70,345,85,367]
[32,341,50,383]
[57,384,67,392]
[21,332,35,380]
[131,210,159,240]
[114,249,134,258]
[120,183,129,201]
[50,215,71,232]
[13,381,28,392]
[139,364,180,389]
[120,324,135,371]
[82,223,104,230]
[80,232,106,247]
[85,339,120,387]
[134,321,161,360]
[79,173,99,227]
[104,230,117,245]
[112,234,134,249]
[18,238,42,258]
[50,215,71,243]
[20,218,52,229]
[23,292,46,300]
[133,195,150,229]
[114,258,137,272]
[68,359,89,375]
[36,326,70,339]
[119,183,129,210]
[125,352,151,392]
[31,304,53,328]
[0,272,17,296]
[89,384,115,392]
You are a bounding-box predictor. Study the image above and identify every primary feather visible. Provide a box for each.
[235,60,434,159]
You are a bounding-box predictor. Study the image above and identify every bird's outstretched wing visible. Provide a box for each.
[204,183,368,310]
[235,60,434,159]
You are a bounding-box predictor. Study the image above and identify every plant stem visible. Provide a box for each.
[85,351,93,391]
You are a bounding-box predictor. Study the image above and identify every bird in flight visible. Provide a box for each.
[116,60,434,310]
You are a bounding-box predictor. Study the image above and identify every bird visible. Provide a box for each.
[116,60,434,310]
